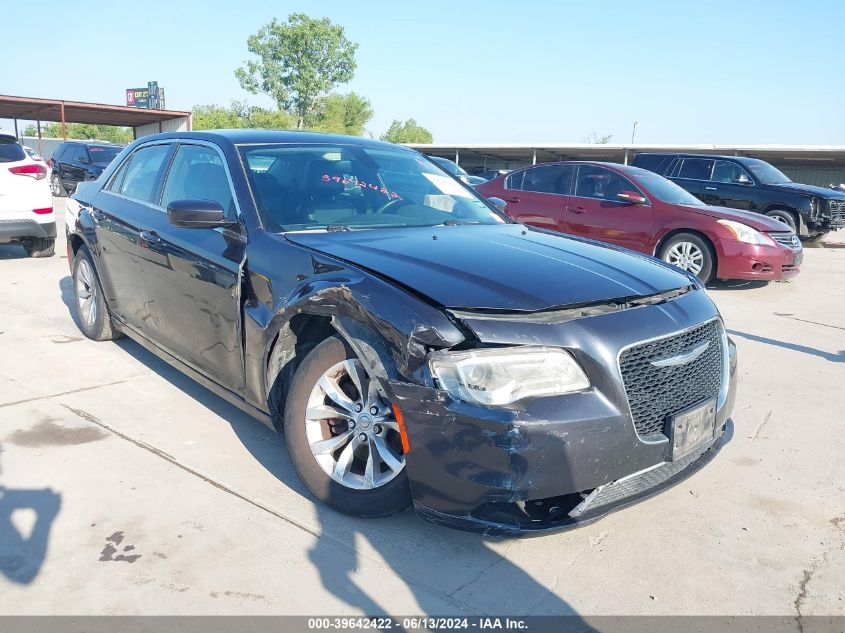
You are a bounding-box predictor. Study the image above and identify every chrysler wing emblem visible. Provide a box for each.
[650,341,710,368]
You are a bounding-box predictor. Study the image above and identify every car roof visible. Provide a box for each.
[135,129,405,151]
[635,152,760,162]
[514,160,648,174]
[61,140,123,147]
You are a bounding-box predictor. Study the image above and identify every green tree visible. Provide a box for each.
[191,101,297,131]
[23,122,131,143]
[310,92,373,136]
[583,132,613,144]
[380,119,433,144]
[236,13,358,130]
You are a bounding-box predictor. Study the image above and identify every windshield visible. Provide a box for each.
[239,144,508,232]
[627,167,705,206]
[87,145,122,165]
[741,158,791,185]
[430,156,468,176]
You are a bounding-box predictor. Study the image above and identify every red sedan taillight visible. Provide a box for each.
[33,208,53,214]
[9,164,48,180]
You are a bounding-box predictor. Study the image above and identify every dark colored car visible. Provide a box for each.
[428,155,487,185]
[66,130,736,535]
[49,141,123,196]
[476,161,802,283]
[632,153,845,240]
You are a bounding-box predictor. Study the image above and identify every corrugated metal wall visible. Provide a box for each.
[778,165,845,187]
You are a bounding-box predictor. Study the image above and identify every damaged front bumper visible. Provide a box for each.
[387,289,738,536]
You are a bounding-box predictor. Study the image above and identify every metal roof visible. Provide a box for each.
[408,143,845,164]
[0,94,190,128]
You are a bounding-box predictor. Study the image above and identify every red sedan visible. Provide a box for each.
[476,161,802,283]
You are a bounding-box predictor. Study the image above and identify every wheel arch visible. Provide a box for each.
[653,228,719,276]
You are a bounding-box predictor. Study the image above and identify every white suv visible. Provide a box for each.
[0,132,55,257]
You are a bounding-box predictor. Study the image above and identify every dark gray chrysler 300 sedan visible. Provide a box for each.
[65,130,737,535]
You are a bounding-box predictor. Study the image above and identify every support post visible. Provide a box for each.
[60,102,67,140]
[13,118,18,141]
[37,120,43,156]
[624,148,629,165]
[455,149,460,166]
[532,150,537,165]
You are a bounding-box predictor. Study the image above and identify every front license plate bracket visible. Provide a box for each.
[667,398,717,461]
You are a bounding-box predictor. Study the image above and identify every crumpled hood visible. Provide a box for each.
[678,204,789,232]
[285,224,691,312]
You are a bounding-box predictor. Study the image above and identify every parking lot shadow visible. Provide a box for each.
[728,329,844,363]
[110,337,584,618]
[0,446,62,584]
[0,244,28,260]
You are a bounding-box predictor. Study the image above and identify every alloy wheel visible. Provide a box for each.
[664,241,704,275]
[304,359,405,490]
[75,258,98,328]
[50,175,61,196]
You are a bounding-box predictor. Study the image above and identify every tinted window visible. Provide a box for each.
[575,165,644,200]
[626,167,704,206]
[505,171,524,190]
[161,145,235,217]
[88,145,122,166]
[712,160,752,184]
[110,144,171,203]
[239,144,507,232]
[742,159,792,185]
[677,158,714,180]
[69,146,89,163]
[514,165,572,194]
[0,139,26,163]
[633,154,670,173]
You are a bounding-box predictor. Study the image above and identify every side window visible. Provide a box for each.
[68,146,86,163]
[505,170,525,190]
[677,158,714,181]
[519,165,572,194]
[633,154,668,173]
[712,160,752,184]
[161,144,235,217]
[575,165,643,201]
[109,144,171,203]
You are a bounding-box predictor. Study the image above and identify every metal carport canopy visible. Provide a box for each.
[0,94,191,137]
[407,143,845,166]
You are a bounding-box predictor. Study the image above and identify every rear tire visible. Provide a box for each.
[23,237,55,258]
[765,208,798,233]
[659,233,715,283]
[50,173,66,197]
[282,335,411,518]
[72,246,120,341]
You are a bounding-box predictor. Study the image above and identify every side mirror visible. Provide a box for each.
[616,191,648,204]
[736,174,752,185]
[487,197,508,212]
[167,199,230,228]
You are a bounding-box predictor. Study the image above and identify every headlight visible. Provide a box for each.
[428,347,590,407]
[717,219,775,245]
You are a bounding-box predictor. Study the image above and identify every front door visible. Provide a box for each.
[704,160,755,211]
[565,165,653,252]
[668,157,714,205]
[137,142,246,393]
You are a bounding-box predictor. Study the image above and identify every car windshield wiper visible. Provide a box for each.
[443,219,461,226]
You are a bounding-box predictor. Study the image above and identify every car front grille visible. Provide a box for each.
[827,199,845,223]
[769,231,801,249]
[618,320,723,439]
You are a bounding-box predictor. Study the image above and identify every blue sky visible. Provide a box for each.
[3,0,844,144]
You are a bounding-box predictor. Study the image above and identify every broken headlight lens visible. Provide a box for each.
[428,347,590,407]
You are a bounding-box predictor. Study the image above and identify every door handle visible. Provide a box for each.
[571,207,586,214]
[505,197,521,203]
[140,230,161,244]
[705,186,717,191]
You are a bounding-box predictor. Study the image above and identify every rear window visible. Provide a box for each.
[632,154,670,173]
[0,139,26,163]
[88,145,122,165]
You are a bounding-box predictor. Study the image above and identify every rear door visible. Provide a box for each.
[705,159,755,210]
[565,165,653,252]
[668,157,714,203]
[137,142,246,392]
[90,142,174,330]
[500,164,573,233]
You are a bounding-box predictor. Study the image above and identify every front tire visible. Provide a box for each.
[659,233,715,283]
[72,247,120,341]
[23,237,55,258]
[765,208,798,233]
[282,336,411,517]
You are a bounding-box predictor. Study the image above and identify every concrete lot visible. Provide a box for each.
[0,199,843,616]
